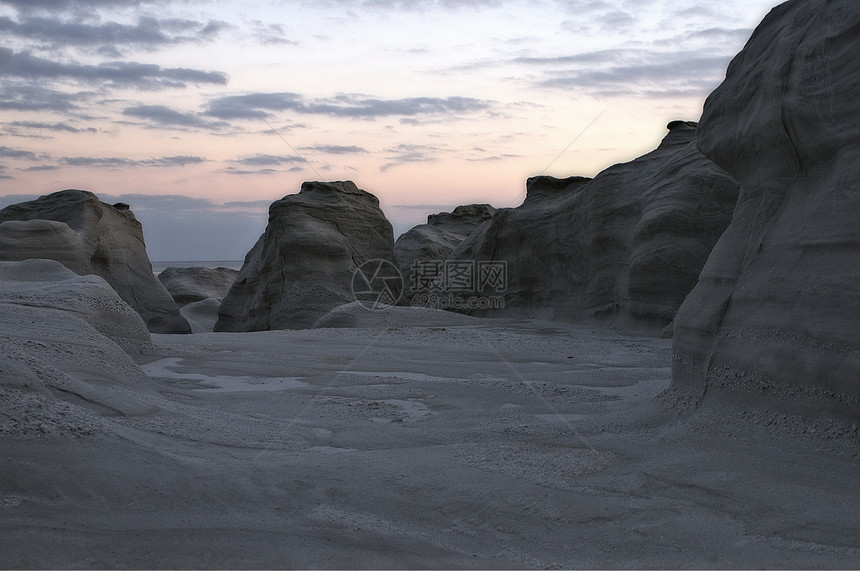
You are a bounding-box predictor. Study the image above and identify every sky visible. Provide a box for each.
[0,0,779,261]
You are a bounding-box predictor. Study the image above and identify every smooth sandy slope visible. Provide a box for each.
[1,320,858,568]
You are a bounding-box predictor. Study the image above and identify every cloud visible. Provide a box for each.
[388,203,458,211]
[21,164,61,171]
[60,155,206,168]
[220,154,309,175]
[0,15,227,50]
[205,92,492,120]
[380,143,443,171]
[300,144,368,154]
[246,21,299,46]
[230,154,307,166]
[0,47,228,89]
[221,167,284,176]
[0,84,84,112]
[122,104,227,130]
[0,146,40,160]
[537,53,730,96]
[1,120,98,135]
[316,0,502,10]
[0,0,158,13]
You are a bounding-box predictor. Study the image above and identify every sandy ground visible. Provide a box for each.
[1,320,858,568]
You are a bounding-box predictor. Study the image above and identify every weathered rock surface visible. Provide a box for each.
[0,190,190,334]
[394,204,495,301]
[0,259,152,356]
[158,266,239,307]
[180,298,222,333]
[216,181,398,331]
[672,0,860,420]
[0,259,157,433]
[445,122,739,329]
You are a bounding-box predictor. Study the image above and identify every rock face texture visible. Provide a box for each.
[0,259,152,356]
[0,259,156,433]
[0,190,190,334]
[672,0,860,419]
[180,298,222,334]
[158,266,239,306]
[216,181,397,331]
[394,204,495,301]
[446,122,739,328]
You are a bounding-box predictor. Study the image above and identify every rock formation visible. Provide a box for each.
[0,259,152,356]
[158,266,239,306]
[671,0,860,419]
[180,298,222,334]
[394,204,495,302]
[216,181,398,331]
[156,267,239,333]
[0,190,190,334]
[0,259,156,429]
[444,122,739,328]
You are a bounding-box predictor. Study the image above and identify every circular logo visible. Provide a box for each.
[351,259,403,310]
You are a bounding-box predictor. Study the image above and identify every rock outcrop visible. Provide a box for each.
[671,0,860,420]
[180,298,222,334]
[0,190,190,334]
[157,267,239,333]
[0,259,152,356]
[394,204,495,301]
[216,181,398,331]
[0,259,156,434]
[158,266,239,306]
[443,122,739,328]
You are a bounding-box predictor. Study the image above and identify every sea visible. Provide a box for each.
[151,260,244,276]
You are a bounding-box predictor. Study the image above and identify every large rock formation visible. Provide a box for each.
[672,0,860,420]
[0,190,190,334]
[216,181,398,331]
[394,204,495,302]
[444,122,739,329]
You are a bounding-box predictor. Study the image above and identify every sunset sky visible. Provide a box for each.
[0,0,778,261]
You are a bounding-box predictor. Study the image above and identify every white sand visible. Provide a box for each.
[1,320,858,568]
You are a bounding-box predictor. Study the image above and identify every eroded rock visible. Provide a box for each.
[0,190,190,334]
[672,0,860,420]
[216,181,397,331]
[444,122,739,329]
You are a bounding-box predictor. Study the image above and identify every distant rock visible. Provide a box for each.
[0,190,190,334]
[180,298,222,333]
[0,259,152,356]
[216,181,398,331]
[444,121,739,329]
[394,204,495,302]
[158,266,239,307]
[672,0,860,419]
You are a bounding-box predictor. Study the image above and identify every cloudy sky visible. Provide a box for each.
[0,0,777,261]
